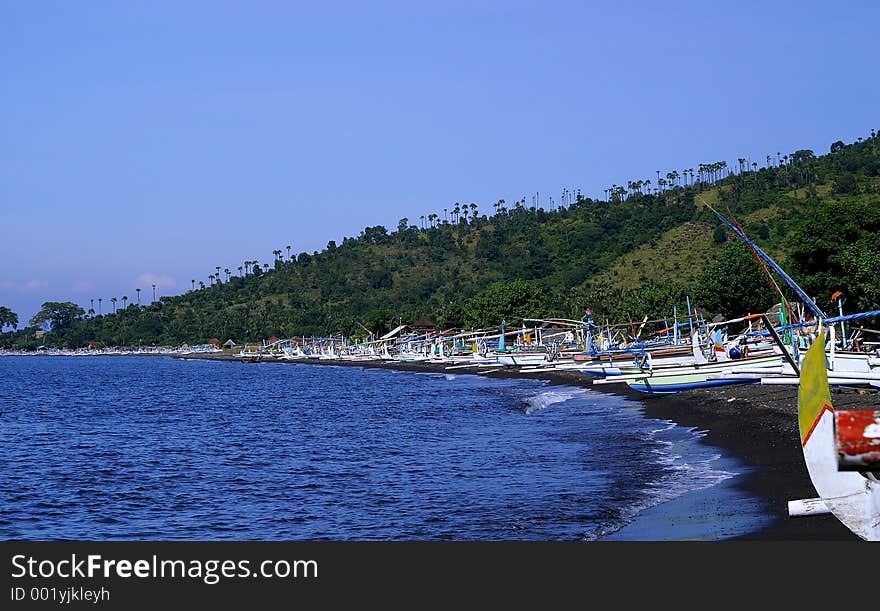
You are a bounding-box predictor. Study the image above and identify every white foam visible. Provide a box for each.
[583,424,740,540]
[646,421,677,435]
[523,388,588,415]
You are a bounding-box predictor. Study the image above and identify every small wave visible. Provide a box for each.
[523,388,588,415]
[645,420,677,435]
[586,426,740,540]
[444,374,457,381]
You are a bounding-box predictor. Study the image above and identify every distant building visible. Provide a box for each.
[34,330,47,339]
[410,319,436,333]
[223,339,237,349]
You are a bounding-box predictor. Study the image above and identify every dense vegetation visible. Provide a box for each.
[3,131,879,348]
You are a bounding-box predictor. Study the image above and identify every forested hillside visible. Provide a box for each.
[5,131,880,348]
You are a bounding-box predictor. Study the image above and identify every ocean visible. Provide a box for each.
[0,356,767,540]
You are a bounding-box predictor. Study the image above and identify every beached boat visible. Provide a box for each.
[236,344,270,362]
[797,330,879,540]
[592,337,782,394]
[496,349,550,367]
[706,335,880,389]
[619,354,781,393]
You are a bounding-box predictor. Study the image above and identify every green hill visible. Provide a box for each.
[592,221,717,289]
[6,131,880,347]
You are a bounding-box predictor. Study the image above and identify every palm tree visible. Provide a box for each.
[136,288,141,306]
[215,266,222,282]
[263,263,269,272]
[191,279,195,291]
[122,295,128,309]
[98,298,102,315]
[199,281,205,290]
[90,298,94,315]
[286,245,292,260]
[273,249,281,261]
[224,268,230,282]
[111,297,117,313]
[208,274,215,285]
[237,266,243,276]
[152,284,156,302]
[469,203,477,220]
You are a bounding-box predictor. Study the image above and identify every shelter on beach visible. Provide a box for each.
[410,319,436,333]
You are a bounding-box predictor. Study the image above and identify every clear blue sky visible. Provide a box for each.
[2,1,878,323]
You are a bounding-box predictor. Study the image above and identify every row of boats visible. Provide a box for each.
[0,344,223,357]
[235,308,880,394]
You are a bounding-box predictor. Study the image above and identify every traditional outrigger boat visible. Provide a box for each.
[592,346,783,393]
[797,330,879,540]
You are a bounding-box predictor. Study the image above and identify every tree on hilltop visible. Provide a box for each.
[0,306,18,332]
[29,302,85,331]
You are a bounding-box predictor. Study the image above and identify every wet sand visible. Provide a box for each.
[181,352,876,539]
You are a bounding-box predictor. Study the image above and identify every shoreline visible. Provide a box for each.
[179,351,870,540]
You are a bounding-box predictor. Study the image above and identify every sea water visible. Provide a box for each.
[0,356,764,540]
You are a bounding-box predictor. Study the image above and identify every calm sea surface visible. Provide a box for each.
[1,356,746,540]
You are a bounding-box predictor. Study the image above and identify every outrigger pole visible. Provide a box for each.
[706,202,827,319]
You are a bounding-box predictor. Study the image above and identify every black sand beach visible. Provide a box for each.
[181,352,875,540]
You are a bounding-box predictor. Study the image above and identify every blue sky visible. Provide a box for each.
[2,1,878,323]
